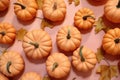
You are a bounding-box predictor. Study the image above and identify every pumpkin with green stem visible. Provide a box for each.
[74,8,95,30]
[14,0,38,21]
[72,46,97,72]
[46,53,71,78]
[0,51,24,77]
[102,28,120,55]
[56,26,81,52]
[0,0,10,11]
[22,29,52,60]
[0,73,9,80]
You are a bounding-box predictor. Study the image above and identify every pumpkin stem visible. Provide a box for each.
[52,62,58,71]
[67,28,71,39]
[53,2,57,10]
[83,15,95,20]
[14,3,26,9]
[29,42,39,48]
[0,31,6,36]
[117,0,120,8]
[6,61,11,74]
[114,38,120,44]
[79,46,85,62]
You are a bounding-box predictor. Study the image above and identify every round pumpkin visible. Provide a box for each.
[56,25,81,52]
[42,0,66,22]
[102,28,120,55]
[72,46,97,72]
[22,29,52,60]
[14,0,38,21]
[0,22,16,44]
[0,73,9,80]
[74,8,95,30]
[20,72,42,80]
[104,0,120,23]
[0,0,10,11]
[0,51,24,77]
[46,53,71,78]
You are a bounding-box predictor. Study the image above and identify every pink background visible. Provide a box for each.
[0,0,120,80]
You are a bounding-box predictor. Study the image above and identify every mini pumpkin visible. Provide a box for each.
[14,0,38,21]
[102,28,120,55]
[56,26,81,52]
[20,72,42,80]
[0,22,16,44]
[0,73,9,80]
[46,53,71,78]
[104,0,120,23]
[22,29,52,60]
[0,51,24,77]
[74,8,95,30]
[72,46,97,72]
[42,0,66,22]
[0,0,10,11]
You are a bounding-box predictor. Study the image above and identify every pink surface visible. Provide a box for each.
[0,0,120,80]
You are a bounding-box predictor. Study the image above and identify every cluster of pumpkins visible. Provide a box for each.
[0,0,120,80]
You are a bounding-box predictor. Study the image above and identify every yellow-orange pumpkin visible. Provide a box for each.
[0,0,10,11]
[0,73,9,80]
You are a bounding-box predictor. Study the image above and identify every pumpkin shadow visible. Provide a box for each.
[87,0,108,6]
[50,74,70,80]
[0,8,9,17]
[77,27,93,34]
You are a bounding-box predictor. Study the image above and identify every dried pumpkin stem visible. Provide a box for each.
[114,38,120,44]
[103,58,110,66]
[29,42,39,48]
[117,0,120,8]
[83,15,95,20]
[53,2,57,10]
[14,3,26,9]
[52,62,58,71]
[67,28,71,39]
[79,46,85,62]
[0,31,5,36]
[6,61,11,74]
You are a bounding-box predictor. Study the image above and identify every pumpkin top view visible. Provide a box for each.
[42,0,66,22]
[0,0,10,11]
[14,0,38,21]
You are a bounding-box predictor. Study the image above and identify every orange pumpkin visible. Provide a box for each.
[0,51,24,77]
[42,0,66,22]
[74,8,95,30]
[46,53,71,78]
[20,72,42,80]
[0,0,10,11]
[22,29,52,60]
[56,26,81,52]
[0,73,9,80]
[102,28,120,55]
[72,46,97,72]
[14,0,38,21]
[0,22,16,44]
[104,0,120,23]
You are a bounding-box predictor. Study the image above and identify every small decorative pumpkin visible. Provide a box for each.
[42,0,66,22]
[72,46,97,72]
[0,51,24,77]
[56,26,81,52]
[104,0,120,23]
[74,8,95,30]
[46,53,71,78]
[20,72,42,80]
[0,0,10,11]
[0,73,9,80]
[0,22,16,44]
[22,29,52,60]
[14,0,38,21]
[102,28,120,55]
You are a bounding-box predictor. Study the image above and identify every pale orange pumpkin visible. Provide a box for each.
[42,0,66,22]
[0,0,10,11]
[104,0,120,23]
[102,28,120,55]
[72,46,97,72]
[46,53,71,78]
[0,51,24,77]
[14,0,38,21]
[20,72,42,80]
[0,22,16,44]
[74,8,95,30]
[56,25,81,52]
[22,29,52,60]
[0,73,9,80]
